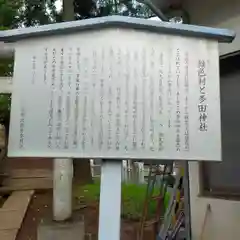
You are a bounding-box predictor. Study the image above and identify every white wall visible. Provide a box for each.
[183,0,240,239]
[189,163,240,239]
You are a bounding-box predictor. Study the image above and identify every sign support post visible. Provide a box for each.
[98,160,122,240]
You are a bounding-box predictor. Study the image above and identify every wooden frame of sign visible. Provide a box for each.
[0,16,235,240]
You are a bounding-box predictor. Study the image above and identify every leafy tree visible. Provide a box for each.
[18,0,58,26]
[0,0,22,29]
[74,0,153,19]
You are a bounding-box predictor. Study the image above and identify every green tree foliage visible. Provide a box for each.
[0,0,59,28]
[74,0,153,19]
[19,0,58,26]
[0,94,10,134]
[0,57,12,132]
[0,0,22,29]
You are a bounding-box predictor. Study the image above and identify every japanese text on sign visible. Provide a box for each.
[8,29,221,161]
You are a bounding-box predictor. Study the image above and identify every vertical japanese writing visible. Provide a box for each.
[31,55,36,84]
[98,48,104,150]
[124,49,130,151]
[11,36,222,160]
[51,48,57,89]
[132,50,138,150]
[158,52,164,151]
[43,48,48,84]
[73,47,81,148]
[149,48,155,151]
[64,48,72,149]
[198,60,208,132]
[115,48,121,151]
[141,48,146,150]
[91,49,97,148]
[81,55,88,150]
[107,47,113,150]
[184,52,189,151]
[175,48,181,152]
[116,87,121,151]
[68,48,72,89]
[47,48,56,149]
[168,48,173,128]
[56,48,64,148]
[19,107,25,149]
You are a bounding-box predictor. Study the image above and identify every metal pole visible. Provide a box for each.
[183,161,192,240]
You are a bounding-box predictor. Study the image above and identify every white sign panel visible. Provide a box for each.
[8,28,221,161]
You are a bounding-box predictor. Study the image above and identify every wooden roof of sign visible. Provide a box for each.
[0,16,235,43]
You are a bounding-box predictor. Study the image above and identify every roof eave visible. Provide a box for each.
[0,16,235,43]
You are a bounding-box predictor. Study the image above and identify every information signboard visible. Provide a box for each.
[8,28,221,161]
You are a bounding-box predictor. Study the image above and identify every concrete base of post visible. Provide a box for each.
[38,217,85,240]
